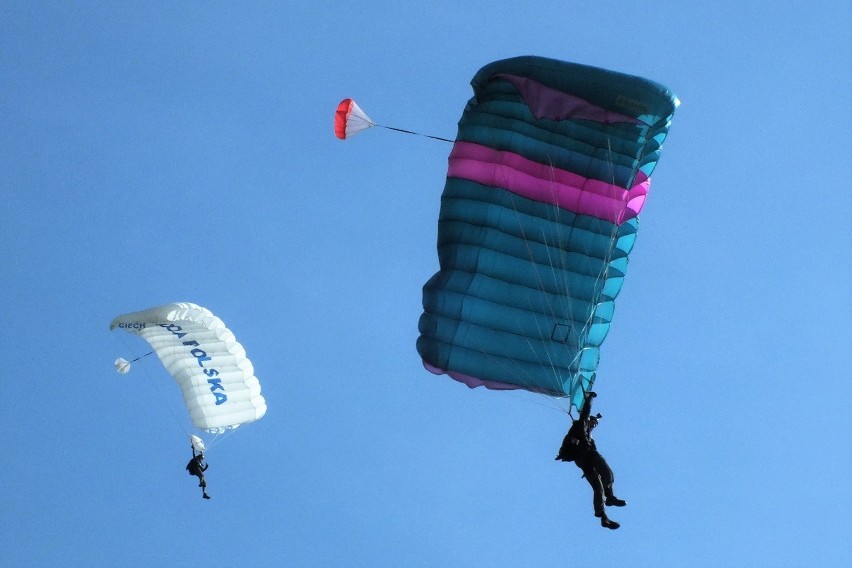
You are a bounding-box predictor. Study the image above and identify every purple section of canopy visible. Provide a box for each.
[422,361,523,392]
[423,361,564,396]
[448,142,649,225]
[495,74,645,125]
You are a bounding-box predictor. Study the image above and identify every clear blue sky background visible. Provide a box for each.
[2,2,850,567]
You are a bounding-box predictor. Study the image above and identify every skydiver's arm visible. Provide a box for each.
[578,391,595,423]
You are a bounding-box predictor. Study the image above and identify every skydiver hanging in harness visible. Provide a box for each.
[556,391,626,529]
[186,445,211,500]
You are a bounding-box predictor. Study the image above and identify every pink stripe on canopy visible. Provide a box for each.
[447,142,649,225]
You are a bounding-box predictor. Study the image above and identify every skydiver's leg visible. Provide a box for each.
[589,451,625,506]
[577,461,606,518]
[589,451,615,498]
[577,460,618,528]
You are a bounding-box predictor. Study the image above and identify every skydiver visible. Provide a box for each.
[556,391,626,529]
[186,445,211,499]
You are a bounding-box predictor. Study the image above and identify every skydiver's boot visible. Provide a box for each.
[203,492,211,500]
[605,496,627,507]
[600,516,620,530]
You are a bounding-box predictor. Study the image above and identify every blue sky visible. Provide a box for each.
[1,2,850,567]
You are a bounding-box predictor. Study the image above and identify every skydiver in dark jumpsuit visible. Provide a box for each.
[186,445,211,500]
[556,391,625,529]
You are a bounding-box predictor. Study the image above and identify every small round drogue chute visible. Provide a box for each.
[334,98,375,139]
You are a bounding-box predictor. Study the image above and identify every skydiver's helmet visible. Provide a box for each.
[589,413,601,429]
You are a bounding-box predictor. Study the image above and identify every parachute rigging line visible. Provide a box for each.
[129,350,154,364]
[378,125,454,143]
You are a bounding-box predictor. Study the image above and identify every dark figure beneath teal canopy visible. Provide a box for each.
[186,445,210,500]
[556,391,626,529]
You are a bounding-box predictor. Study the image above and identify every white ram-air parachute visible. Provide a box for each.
[111,302,267,433]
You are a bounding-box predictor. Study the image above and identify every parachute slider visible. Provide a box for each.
[190,434,206,455]
[551,323,576,344]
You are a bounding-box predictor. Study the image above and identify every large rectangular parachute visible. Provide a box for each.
[416,56,678,411]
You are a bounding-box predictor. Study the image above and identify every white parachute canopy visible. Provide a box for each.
[110,302,267,433]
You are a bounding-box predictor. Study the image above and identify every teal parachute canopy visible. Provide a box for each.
[417,56,678,411]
